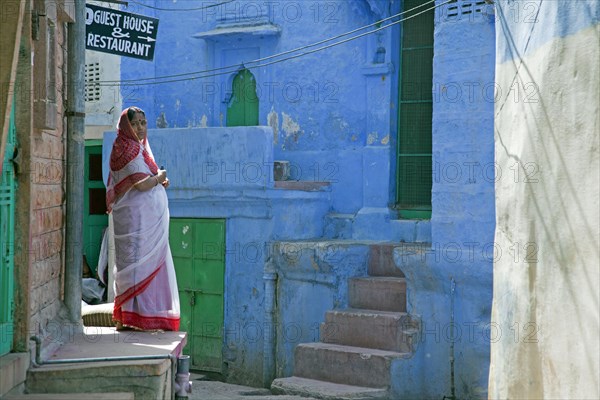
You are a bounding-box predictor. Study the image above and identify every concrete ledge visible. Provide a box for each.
[24,327,187,399]
[274,181,331,191]
[0,353,29,397]
[4,393,134,400]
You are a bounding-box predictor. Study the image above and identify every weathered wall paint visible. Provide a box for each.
[120,0,394,215]
[490,1,599,399]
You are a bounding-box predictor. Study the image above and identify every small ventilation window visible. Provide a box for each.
[446,1,490,18]
[85,63,101,102]
[474,1,487,13]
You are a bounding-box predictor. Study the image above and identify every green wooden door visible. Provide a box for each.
[0,98,16,356]
[226,69,259,127]
[396,0,434,219]
[83,142,108,277]
[170,218,226,372]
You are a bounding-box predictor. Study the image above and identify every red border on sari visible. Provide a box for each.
[114,310,180,331]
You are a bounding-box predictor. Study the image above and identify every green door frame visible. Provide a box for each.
[1,97,16,356]
[395,0,434,219]
[170,218,226,372]
[83,140,108,277]
[226,69,259,127]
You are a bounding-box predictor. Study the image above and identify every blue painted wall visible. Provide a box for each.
[103,126,331,384]
[120,0,395,215]
[112,0,497,396]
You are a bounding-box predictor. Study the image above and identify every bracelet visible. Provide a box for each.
[154,176,160,186]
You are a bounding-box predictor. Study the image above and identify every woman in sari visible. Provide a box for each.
[106,106,180,331]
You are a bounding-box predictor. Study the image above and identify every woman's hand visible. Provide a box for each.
[156,170,170,189]
[156,169,167,183]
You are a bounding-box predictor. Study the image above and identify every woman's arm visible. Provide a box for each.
[133,170,167,191]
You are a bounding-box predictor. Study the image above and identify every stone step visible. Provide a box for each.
[349,276,407,312]
[4,393,134,400]
[271,376,389,400]
[320,309,418,353]
[293,342,405,388]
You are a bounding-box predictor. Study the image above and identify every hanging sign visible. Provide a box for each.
[85,4,159,61]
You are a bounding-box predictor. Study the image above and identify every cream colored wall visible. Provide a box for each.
[84,0,122,140]
[490,21,599,400]
[84,48,121,140]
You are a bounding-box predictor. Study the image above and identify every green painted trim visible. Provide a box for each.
[85,139,103,147]
[398,209,432,220]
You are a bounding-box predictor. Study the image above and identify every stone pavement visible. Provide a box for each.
[187,374,317,400]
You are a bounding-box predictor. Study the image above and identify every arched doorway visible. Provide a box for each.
[226,69,259,127]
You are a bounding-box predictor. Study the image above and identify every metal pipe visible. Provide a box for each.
[443,278,457,400]
[174,355,192,399]
[30,336,42,366]
[262,260,277,387]
[64,0,86,323]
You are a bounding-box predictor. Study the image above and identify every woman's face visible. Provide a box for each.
[130,112,147,142]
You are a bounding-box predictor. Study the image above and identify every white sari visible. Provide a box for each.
[109,146,180,331]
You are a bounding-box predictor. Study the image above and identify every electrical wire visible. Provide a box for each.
[128,0,236,12]
[99,0,440,84]
[96,0,452,87]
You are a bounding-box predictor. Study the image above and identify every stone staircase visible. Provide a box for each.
[271,244,420,399]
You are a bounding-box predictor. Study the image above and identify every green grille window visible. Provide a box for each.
[396,0,434,219]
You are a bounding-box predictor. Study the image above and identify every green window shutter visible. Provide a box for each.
[396,0,434,219]
[226,69,259,127]
[1,97,17,356]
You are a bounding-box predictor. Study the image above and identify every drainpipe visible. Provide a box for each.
[64,0,85,323]
[262,257,277,387]
[443,278,457,400]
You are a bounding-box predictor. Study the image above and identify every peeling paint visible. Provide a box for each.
[282,112,302,142]
[267,107,279,144]
[156,112,168,128]
[200,115,208,128]
[381,134,389,145]
[367,132,378,145]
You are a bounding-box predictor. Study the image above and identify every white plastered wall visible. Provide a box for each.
[490,19,599,400]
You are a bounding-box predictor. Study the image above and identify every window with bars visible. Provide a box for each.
[395,0,434,219]
[85,63,101,102]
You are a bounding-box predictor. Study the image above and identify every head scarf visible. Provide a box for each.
[110,107,158,172]
[106,107,159,212]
